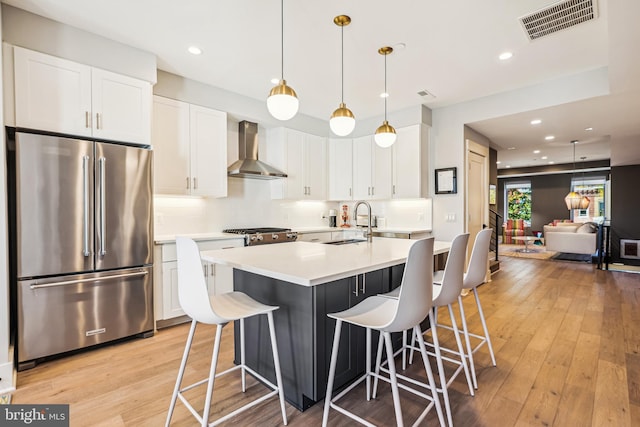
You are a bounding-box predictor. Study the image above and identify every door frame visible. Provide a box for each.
[465,139,489,247]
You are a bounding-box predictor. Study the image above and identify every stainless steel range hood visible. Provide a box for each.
[228,121,287,179]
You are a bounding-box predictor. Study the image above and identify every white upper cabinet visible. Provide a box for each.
[392,124,429,199]
[328,138,353,200]
[268,128,327,200]
[14,46,151,144]
[189,105,228,197]
[352,135,392,200]
[90,68,151,144]
[152,96,227,197]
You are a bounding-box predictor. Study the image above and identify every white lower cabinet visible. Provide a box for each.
[154,238,244,325]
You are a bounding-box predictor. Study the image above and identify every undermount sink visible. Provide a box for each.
[323,239,367,245]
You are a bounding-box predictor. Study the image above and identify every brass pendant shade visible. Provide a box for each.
[267,0,299,121]
[564,191,582,210]
[329,15,355,136]
[374,46,396,148]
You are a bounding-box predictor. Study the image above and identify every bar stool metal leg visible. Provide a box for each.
[267,311,288,425]
[322,319,343,427]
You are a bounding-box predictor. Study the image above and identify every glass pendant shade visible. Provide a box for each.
[329,103,356,136]
[267,79,299,121]
[564,191,582,210]
[579,196,591,209]
[374,120,397,148]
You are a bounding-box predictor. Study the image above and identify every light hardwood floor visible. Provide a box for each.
[11,257,640,426]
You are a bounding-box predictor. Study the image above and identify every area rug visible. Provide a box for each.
[499,244,556,260]
[551,252,592,262]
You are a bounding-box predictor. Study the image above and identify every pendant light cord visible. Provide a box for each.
[341,24,344,103]
[280,0,284,80]
[384,53,388,121]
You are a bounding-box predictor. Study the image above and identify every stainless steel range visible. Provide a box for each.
[223,227,298,246]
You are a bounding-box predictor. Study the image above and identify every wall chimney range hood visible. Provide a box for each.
[227,121,287,179]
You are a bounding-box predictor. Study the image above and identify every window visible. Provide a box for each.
[571,177,606,222]
[505,182,532,227]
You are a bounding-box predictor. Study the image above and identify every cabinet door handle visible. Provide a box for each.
[393,185,396,195]
[96,113,101,130]
[193,177,197,190]
[203,264,207,277]
[349,188,352,197]
[85,111,91,128]
[186,177,190,190]
[353,275,359,296]
[307,186,311,195]
[361,274,366,294]
[371,187,375,196]
[367,187,371,196]
[210,264,215,276]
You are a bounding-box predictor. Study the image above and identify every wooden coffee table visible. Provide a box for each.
[512,236,544,253]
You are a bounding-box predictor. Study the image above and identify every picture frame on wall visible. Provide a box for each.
[435,167,457,194]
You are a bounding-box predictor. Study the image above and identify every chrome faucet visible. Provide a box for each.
[354,200,373,243]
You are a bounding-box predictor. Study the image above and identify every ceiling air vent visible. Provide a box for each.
[417,89,436,101]
[519,0,598,41]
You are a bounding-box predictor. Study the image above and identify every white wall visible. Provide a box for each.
[430,67,610,241]
[0,4,14,395]
[1,4,156,83]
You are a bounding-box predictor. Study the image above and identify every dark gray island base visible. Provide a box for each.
[232,265,406,411]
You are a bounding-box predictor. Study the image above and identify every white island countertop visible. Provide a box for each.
[201,238,450,287]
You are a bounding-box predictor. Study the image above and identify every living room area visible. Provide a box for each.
[495,158,640,272]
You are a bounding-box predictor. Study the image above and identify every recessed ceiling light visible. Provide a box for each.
[506,165,511,168]
[499,51,513,60]
[380,92,389,98]
[530,119,542,125]
[270,77,280,84]
[545,135,555,140]
[393,43,406,50]
[585,127,593,131]
[548,161,555,164]
[496,161,501,164]
[507,147,516,150]
[541,156,548,160]
[533,150,540,154]
[188,46,202,55]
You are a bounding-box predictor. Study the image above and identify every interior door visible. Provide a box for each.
[467,142,488,261]
[95,142,153,270]
[14,132,94,277]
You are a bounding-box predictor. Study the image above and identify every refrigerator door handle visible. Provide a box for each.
[30,270,149,290]
[82,155,90,257]
[99,157,107,256]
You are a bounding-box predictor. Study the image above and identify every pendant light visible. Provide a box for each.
[374,46,396,148]
[267,0,299,121]
[329,15,356,136]
[578,156,591,209]
[564,140,582,210]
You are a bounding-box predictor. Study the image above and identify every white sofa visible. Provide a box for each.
[543,223,597,255]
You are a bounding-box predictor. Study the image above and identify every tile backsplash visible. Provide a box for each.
[154,179,433,236]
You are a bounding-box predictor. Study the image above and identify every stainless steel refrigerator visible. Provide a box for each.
[7,129,154,369]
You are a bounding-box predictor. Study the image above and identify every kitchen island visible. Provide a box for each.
[201,238,450,410]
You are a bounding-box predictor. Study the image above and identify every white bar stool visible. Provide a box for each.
[322,237,445,427]
[166,237,288,427]
[381,233,473,427]
[456,228,497,388]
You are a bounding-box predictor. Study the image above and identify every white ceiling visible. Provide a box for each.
[4,0,640,169]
